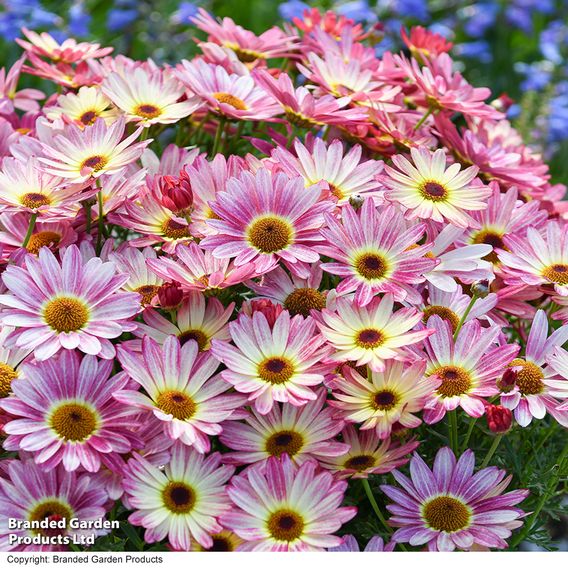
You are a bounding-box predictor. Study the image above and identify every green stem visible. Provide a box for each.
[84,202,92,233]
[510,441,568,548]
[453,293,478,341]
[448,410,458,454]
[461,418,478,453]
[211,116,226,157]
[139,127,150,141]
[96,188,105,255]
[21,213,38,249]
[481,435,503,469]
[414,107,434,130]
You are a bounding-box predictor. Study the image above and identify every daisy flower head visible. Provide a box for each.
[401,26,453,62]
[102,67,202,127]
[381,447,529,551]
[201,168,334,274]
[38,117,150,183]
[211,309,334,415]
[272,137,383,204]
[421,316,519,424]
[499,222,568,297]
[0,459,108,551]
[115,335,244,452]
[134,291,233,352]
[499,310,568,427]
[329,359,439,439]
[123,444,234,551]
[45,86,120,129]
[0,245,141,361]
[176,60,280,121]
[221,454,357,551]
[0,350,139,472]
[219,387,348,467]
[0,157,89,220]
[0,325,33,398]
[191,530,244,552]
[318,201,436,306]
[317,294,434,372]
[0,55,45,114]
[383,147,489,228]
[320,424,420,479]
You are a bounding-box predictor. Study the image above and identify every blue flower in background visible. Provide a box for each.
[69,2,91,37]
[460,3,499,38]
[336,1,377,24]
[515,61,555,92]
[454,40,492,64]
[539,21,567,65]
[172,2,199,24]
[393,0,429,22]
[278,1,310,21]
[106,0,139,33]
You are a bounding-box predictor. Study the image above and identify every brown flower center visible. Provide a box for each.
[203,535,235,552]
[135,284,160,306]
[267,510,305,542]
[344,454,376,472]
[423,306,460,333]
[50,402,98,442]
[177,329,209,352]
[28,500,73,537]
[0,362,18,398]
[43,297,89,333]
[79,110,98,126]
[284,109,319,129]
[471,230,507,263]
[354,253,389,281]
[283,288,326,317]
[542,264,568,285]
[258,357,295,385]
[423,496,471,533]
[21,192,51,210]
[155,390,197,420]
[420,180,448,202]
[265,430,304,458]
[434,365,472,398]
[355,328,385,349]
[81,155,108,172]
[213,92,247,111]
[248,216,292,254]
[134,104,162,119]
[162,481,196,514]
[26,231,62,255]
[509,358,544,395]
[370,389,399,411]
[162,218,191,240]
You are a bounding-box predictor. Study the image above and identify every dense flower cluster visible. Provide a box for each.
[0,6,565,553]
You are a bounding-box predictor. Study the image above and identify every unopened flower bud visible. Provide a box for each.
[249,299,284,327]
[349,194,365,210]
[157,283,183,310]
[471,280,490,298]
[153,169,193,215]
[497,368,517,393]
[486,404,513,434]
[491,93,514,112]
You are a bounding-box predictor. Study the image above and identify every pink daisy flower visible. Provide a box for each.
[123,444,234,551]
[329,359,439,439]
[219,387,348,467]
[318,201,435,306]
[499,310,568,427]
[383,147,488,228]
[317,294,433,372]
[254,69,368,128]
[0,325,34,398]
[133,292,233,352]
[0,350,139,472]
[211,309,333,414]
[421,316,519,424]
[0,56,44,114]
[176,60,280,121]
[38,117,149,183]
[401,26,453,61]
[381,447,529,551]
[221,454,357,551]
[0,245,140,360]
[201,169,334,274]
[115,335,243,452]
[0,459,108,551]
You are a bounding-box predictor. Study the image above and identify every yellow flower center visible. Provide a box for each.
[79,110,98,126]
[213,92,248,111]
[355,328,385,349]
[354,252,389,281]
[283,288,326,317]
[198,533,238,552]
[178,329,209,351]
[21,192,51,210]
[134,103,162,119]
[50,402,98,442]
[344,454,376,472]
[258,357,295,385]
[0,362,18,398]
[509,358,544,395]
[162,481,196,514]
[43,297,89,333]
[542,264,568,285]
[265,430,304,458]
[248,216,293,254]
[434,365,472,398]
[471,229,507,263]
[155,390,197,420]
[26,231,62,255]
[284,109,319,129]
[134,284,160,306]
[370,389,399,411]
[423,496,471,533]
[422,306,460,333]
[81,155,108,172]
[419,180,449,202]
[267,509,305,542]
[28,500,73,536]
[162,218,191,240]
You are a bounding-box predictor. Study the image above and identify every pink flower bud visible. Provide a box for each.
[486,405,512,433]
[497,368,517,393]
[157,283,183,310]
